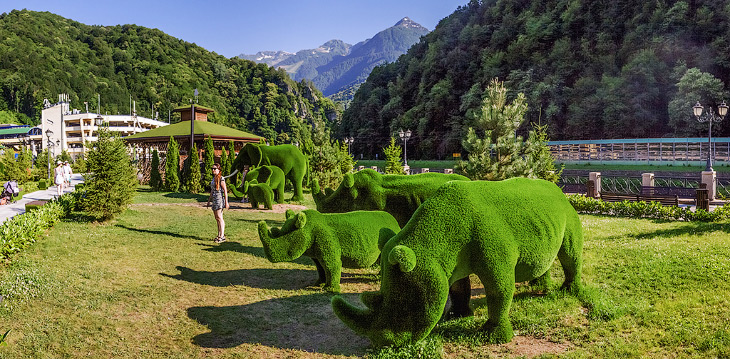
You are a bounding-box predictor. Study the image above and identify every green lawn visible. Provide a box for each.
[1,189,729,358]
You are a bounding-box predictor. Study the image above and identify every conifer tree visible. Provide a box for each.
[383,137,404,175]
[457,79,559,182]
[220,146,230,176]
[309,112,343,189]
[202,135,214,190]
[82,128,136,220]
[164,136,180,192]
[185,143,202,194]
[339,142,356,174]
[149,149,162,191]
[225,140,236,187]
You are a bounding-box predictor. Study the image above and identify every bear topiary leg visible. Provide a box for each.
[482,288,515,343]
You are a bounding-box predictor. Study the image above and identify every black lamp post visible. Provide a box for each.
[398,129,412,166]
[344,137,354,155]
[45,129,53,179]
[693,101,728,171]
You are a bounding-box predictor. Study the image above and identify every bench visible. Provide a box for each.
[600,192,679,207]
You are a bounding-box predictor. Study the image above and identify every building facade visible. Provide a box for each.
[41,95,168,159]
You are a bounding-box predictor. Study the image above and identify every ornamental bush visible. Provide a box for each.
[566,194,730,222]
[0,193,72,259]
[149,149,162,191]
[82,128,137,221]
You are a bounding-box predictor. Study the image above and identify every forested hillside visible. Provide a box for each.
[0,10,337,143]
[341,0,730,159]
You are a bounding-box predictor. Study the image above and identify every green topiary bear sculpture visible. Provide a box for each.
[258,209,401,293]
[230,143,307,201]
[243,165,285,204]
[332,178,584,346]
[248,182,274,210]
[312,169,470,226]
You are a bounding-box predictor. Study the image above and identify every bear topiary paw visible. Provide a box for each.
[482,319,513,344]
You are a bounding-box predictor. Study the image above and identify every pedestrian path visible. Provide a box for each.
[0,173,84,224]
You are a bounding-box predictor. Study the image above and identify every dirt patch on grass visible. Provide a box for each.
[444,336,573,358]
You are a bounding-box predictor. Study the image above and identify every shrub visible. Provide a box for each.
[183,143,202,194]
[82,128,137,221]
[566,194,730,222]
[383,137,404,175]
[164,136,180,192]
[0,194,70,259]
[202,136,214,190]
[149,149,162,191]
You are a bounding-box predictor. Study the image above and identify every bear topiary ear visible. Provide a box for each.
[295,212,307,229]
[388,245,416,272]
[343,173,354,188]
[285,209,296,219]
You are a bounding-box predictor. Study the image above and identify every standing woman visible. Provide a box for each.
[207,163,229,243]
[54,160,65,196]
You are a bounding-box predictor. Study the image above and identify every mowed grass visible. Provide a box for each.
[1,188,730,358]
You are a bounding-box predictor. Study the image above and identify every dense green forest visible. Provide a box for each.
[0,9,338,143]
[340,0,730,159]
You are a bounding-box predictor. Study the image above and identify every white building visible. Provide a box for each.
[41,95,168,159]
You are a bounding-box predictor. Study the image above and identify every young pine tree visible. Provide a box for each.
[164,136,181,192]
[457,79,559,182]
[339,142,356,174]
[383,137,404,175]
[149,149,163,191]
[185,143,202,194]
[203,136,214,190]
[82,128,137,221]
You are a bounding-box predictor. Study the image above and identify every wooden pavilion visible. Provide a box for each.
[124,105,263,183]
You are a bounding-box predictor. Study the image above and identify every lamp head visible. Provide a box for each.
[718,101,728,118]
[405,129,412,139]
[693,102,704,118]
[398,129,404,139]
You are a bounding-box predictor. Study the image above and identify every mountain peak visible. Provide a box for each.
[394,17,428,31]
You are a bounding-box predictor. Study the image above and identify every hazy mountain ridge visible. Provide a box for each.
[239,17,429,97]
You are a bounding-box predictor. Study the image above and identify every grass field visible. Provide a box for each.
[1,188,729,358]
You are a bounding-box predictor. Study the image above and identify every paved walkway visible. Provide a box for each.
[0,173,84,224]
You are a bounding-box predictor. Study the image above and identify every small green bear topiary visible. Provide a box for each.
[248,182,274,210]
[331,178,584,347]
[258,209,401,293]
[243,165,285,204]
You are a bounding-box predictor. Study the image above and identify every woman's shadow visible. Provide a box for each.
[187,292,370,356]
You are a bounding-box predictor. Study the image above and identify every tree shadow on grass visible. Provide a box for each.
[605,221,730,241]
[197,242,267,258]
[163,192,209,202]
[161,266,320,290]
[115,224,207,241]
[187,293,369,355]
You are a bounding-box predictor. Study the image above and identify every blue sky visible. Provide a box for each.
[2,0,465,57]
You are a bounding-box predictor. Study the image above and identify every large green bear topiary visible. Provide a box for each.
[258,209,401,293]
[230,143,307,201]
[243,165,285,204]
[331,178,583,346]
[312,169,470,227]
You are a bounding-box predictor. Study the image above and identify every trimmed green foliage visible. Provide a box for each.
[258,209,401,293]
[183,143,202,194]
[340,142,356,174]
[202,136,214,190]
[149,149,162,191]
[567,194,730,222]
[243,165,285,203]
[220,145,229,176]
[383,137,404,175]
[164,136,180,192]
[0,194,72,259]
[37,179,47,190]
[232,143,307,201]
[332,178,583,346]
[248,182,274,210]
[82,128,137,221]
[312,169,469,226]
[23,201,47,213]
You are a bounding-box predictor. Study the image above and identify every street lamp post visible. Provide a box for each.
[693,101,728,171]
[344,137,354,155]
[45,129,53,179]
[398,129,412,166]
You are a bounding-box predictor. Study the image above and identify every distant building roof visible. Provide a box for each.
[0,127,33,136]
[123,120,262,143]
[171,104,216,113]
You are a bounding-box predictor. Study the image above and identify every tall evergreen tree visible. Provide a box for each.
[202,136,214,190]
[82,128,137,221]
[149,149,162,191]
[185,143,202,194]
[383,137,404,175]
[164,136,180,192]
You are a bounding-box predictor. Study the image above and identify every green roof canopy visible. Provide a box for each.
[123,120,262,143]
[0,127,32,136]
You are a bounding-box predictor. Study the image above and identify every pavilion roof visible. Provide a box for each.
[123,120,262,142]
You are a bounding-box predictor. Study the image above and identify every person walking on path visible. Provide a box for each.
[63,161,73,186]
[206,163,229,243]
[54,161,65,197]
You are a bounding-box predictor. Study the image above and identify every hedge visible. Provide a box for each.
[566,194,730,222]
[0,192,77,260]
